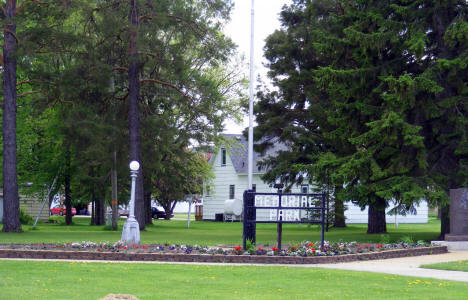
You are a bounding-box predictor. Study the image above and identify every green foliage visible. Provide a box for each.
[254,0,468,235]
[19,208,33,225]
[399,235,414,245]
[3,0,246,227]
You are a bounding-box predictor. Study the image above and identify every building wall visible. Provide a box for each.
[202,150,429,224]
[20,192,49,222]
[0,189,48,223]
[203,149,305,221]
[344,200,428,224]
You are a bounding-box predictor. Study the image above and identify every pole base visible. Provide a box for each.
[121,218,140,245]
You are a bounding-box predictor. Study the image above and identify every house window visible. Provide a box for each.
[229,185,235,199]
[221,148,226,166]
[252,184,256,192]
[301,184,309,194]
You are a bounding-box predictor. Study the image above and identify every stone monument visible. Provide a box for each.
[445,187,468,241]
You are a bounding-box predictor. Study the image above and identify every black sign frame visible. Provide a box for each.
[242,190,326,251]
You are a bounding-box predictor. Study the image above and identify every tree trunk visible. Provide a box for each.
[440,204,450,240]
[111,77,119,230]
[367,196,387,234]
[144,190,152,225]
[64,148,72,225]
[128,0,145,230]
[333,185,346,228]
[94,196,105,226]
[334,198,346,228]
[111,158,118,229]
[2,0,21,233]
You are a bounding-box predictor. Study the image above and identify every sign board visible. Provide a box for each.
[242,190,326,250]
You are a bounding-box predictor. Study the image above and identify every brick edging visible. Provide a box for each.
[0,246,447,264]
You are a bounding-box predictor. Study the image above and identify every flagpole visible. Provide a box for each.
[248,0,255,190]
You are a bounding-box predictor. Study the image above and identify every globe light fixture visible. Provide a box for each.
[129,160,140,171]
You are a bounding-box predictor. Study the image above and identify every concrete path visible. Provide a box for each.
[308,251,468,282]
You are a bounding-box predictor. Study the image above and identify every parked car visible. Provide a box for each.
[119,205,129,217]
[151,207,173,219]
[50,205,76,216]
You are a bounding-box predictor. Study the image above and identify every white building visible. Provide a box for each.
[203,134,428,223]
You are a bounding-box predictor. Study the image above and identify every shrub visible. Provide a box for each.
[20,207,33,225]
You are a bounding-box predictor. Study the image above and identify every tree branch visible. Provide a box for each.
[112,66,129,72]
[140,78,192,101]
[18,90,43,97]
[17,80,33,86]
[4,28,19,44]
[166,14,206,37]
[15,0,48,15]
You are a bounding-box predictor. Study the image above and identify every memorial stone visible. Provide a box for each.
[446,188,468,241]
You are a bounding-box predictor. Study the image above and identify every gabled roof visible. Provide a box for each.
[222,134,287,174]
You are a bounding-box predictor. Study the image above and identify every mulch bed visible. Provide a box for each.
[0,246,447,264]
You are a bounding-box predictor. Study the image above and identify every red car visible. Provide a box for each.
[50,205,76,216]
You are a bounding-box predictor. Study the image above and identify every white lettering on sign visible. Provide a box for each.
[255,195,317,208]
[269,209,300,221]
[255,195,279,207]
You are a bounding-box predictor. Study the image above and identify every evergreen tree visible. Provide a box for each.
[1,0,73,231]
[255,0,466,234]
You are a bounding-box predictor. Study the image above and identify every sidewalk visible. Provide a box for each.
[308,251,468,282]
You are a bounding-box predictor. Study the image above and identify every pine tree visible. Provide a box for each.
[256,0,466,234]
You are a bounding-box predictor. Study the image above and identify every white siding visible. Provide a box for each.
[203,149,429,224]
[345,200,428,224]
[203,149,307,221]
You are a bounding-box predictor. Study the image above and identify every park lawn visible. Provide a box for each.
[0,216,440,246]
[0,260,466,300]
[421,260,468,272]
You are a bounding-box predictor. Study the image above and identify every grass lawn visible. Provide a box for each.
[0,216,441,246]
[421,260,468,272]
[0,260,466,300]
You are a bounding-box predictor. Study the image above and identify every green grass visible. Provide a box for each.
[0,216,441,246]
[421,260,468,272]
[0,260,466,299]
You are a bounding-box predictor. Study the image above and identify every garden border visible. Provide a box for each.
[0,246,447,264]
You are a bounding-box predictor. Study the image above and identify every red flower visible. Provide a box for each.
[123,246,127,250]
[118,246,122,249]
[308,243,314,247]
[292,246,297,250]
[142,245,148,249]
[39,244,43,247]
[234,246,242,251]
[97,248,101,251]
[258,247,263,251]
[377,244,382,248]
[272,247,278,252]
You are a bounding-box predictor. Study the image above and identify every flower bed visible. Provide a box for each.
[0,241,448,264]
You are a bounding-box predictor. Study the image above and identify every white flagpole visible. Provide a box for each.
[248,0,255,190]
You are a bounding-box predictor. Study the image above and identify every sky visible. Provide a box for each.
[223,0,292,134]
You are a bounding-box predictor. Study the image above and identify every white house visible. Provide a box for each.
[203,134,428,223]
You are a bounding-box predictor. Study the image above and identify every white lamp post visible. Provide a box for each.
[121,160,140,245]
